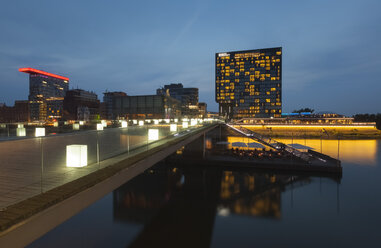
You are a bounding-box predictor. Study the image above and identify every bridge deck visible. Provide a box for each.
[0,123,217,247]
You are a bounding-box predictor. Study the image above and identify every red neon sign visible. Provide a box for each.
[19,68,69,81]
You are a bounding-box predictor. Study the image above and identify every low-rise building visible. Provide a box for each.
[63,89,100,121]
[105,94,180,119]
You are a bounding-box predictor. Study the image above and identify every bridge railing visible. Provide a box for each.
[228,123,312,162]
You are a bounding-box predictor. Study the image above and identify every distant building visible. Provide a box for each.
[215,47,282,119]
[103,91,128,120]
[157,83,199,117]
[105,93,180,119]
[0,100,29,123]
[198,102,207,118]
[19,68,69,121]
[63,89,100,121]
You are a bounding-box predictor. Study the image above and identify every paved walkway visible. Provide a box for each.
[0,125,202,209]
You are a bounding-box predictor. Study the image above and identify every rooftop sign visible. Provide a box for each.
[19,68,69,81]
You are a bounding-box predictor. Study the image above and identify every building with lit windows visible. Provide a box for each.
[215,47,282,119]
[19,68,69,121]
[156,83,199,117]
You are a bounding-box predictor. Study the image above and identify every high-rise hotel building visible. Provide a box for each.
[19,68,69,121]
[215,47,282,119]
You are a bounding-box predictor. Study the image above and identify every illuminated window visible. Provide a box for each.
[266,99,271,103]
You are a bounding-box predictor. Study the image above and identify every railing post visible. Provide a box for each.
[40,137,44,193]
[97,131,100,169]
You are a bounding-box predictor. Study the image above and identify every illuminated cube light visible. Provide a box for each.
[182,118,189,122]
[101,120,107,127]
[17,127,26,137]
[146,120,151,123]
[66,145,87,167]
[121,121,128,128]
[64,121,68,125]
[53,122,59,127]
[148,129,159,141]
[139,120,144,126]
[97,123,104,130]
[174,119,178,123]
[18,124,24,128]
[153,120,159,125]
[73,123,80,130]
[79,121,85,126]
[190,119,197,126]
[165,119,170,124]
[182,121,189,129]
[133,120,137,125]
[35,127,45,137]
[170,124,177,132]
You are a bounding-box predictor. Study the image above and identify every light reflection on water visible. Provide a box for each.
[226,136,378,166]
[28,137,381,248]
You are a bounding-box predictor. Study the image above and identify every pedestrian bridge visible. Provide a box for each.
[0,121,218,247]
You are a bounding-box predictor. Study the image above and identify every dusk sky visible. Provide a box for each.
[0,0,380,115]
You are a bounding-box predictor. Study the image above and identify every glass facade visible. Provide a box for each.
[215,47,282,119]
[28,74,69,121]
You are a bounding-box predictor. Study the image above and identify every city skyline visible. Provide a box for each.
[1,0,380,115]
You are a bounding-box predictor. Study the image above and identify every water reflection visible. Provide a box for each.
[275,138,378,166]
[113,162,315,247]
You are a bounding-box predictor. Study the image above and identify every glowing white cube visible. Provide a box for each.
[79,121,84,126]
[121,121,128,128]
[154,120,159,125]
[182,118,189,122]
[174,119,178,123]
[182,121,189,128]
[133,120,137,125]
[170,124,177,132]
[18,124,24,128]
[35,127,45,137]
[146,120,151,123]
[73,123,80,130]
[97,123,104,130]
[139,120,144,126]
[148,129,159,141]
[17,127,26,137]
[101,120,107,127]
[66,145,87,167]
[190,119,197,126]
[165,119,170,124]
[53,122,59,127]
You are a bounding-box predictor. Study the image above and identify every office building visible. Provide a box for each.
[105,94,180,120]
[63,89,100,121]
[157,83,199,117]
[103,91,128,120]
[0,100,29,123]
[19,68,69,121]
[215,47,282,119]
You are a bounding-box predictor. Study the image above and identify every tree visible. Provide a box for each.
[292,108,314,114]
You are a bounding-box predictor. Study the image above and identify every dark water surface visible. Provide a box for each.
[28,138,381,248]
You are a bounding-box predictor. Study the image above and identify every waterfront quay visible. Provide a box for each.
[236,123,381,138]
